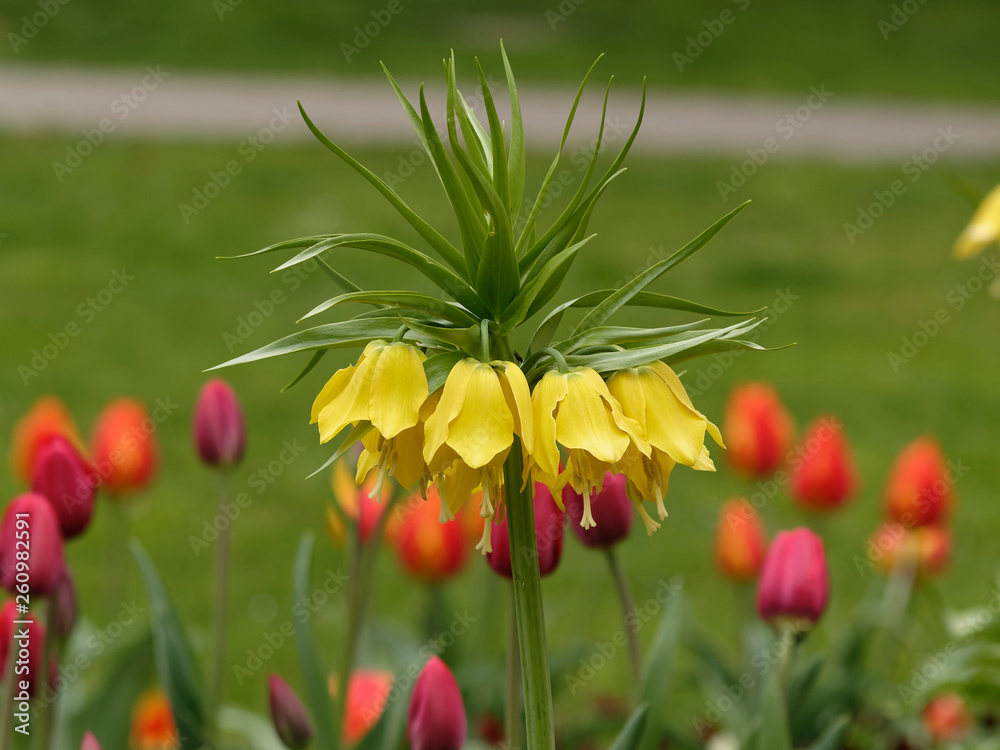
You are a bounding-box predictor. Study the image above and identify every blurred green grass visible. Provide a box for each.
[1,133,998,726]
[2,0,1000,101]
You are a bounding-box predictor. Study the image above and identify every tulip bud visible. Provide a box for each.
[193,379,246,469]
[52,570,78,641]
[756,527,829,627]
[563,473,633,548]
[269,674,314,749]
[30,436,96,539]
[392,487,469,582]
[486,483,564,579]
[884,437,953,527]
[8,396,84,486]
[80,732,102,750]
[341,670,393,745]
[714,498,768,582]
[130,690,179,750]
[870,522,951,579]
[723,383,795,477]
[91,399,158,496]
[330,460,391,544]
[0,600,45,697]
[790,416,858,512]
[407,656,467,750]
[922,693,973,742]
[1,493,66,596]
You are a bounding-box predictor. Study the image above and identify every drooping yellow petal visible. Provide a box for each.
[496,361,534,454]
[423,358,476,464]
[391,422,426,489]
[954,184,1000,259]
[316,350,381,443]
[608,368,648,434]
[530,370,569,478]
[369,343,428,439]
[447,362,513,469]
[693,445,716,472]
[648,362,724,447]
[311,365,354,424]
[556,370,630,464]
[578,367,650,456]
[636,367,707,466]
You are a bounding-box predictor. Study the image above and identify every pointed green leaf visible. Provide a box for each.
[221,234,336,260]
[307,422,373,479]
[570,290,763,317]
[301,290,479,327]
[476,229,520,316]
[608,703,650,750]
[557,321,708,354]
[638,580,684,750]
[808,715,850,750]
[423,350,466,393]
[501,42,525,216]
[500,235,594,333]
[402,317,482,354]
[282,350,327,392]
[475,59,509,209]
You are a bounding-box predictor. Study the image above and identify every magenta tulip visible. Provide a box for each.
[756,527,829,626]
[563,473,634,548]
[407,656,466,750]
[1,493,66,596]
[51,570,78,641]
[193,379,246,469]
[268,674,314,749]
[30,435,96,539]
[486,483,564,579]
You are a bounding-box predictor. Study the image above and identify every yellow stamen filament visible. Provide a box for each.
[476,512,494,554]
[580,486,596,530]
[369,458,388,502]
[654,485,668,521]
[438,485,455,523]
[634,500,661,536]
[481,476,495,518]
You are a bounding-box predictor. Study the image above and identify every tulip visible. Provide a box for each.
[563,472,633,548]
[8,396,84,485]
[91,399,158,496]
[391,487,469,582]
[953,183,1000,259]
[715,498,768,582]
[723,382,795,477]
[870,523,951,579]
[269,674,314,749]
[486,483,564,578]
[407,656,467,750]
[341,670,393,745]
[884,437,953,527]
[51,570,78,640]
[1,493,66,596]
[193,379,246,469]
[922,693,973,742]
[30,435,96,539]
[130,689,179,750]
[0,600,46,697]
[756,527,829,626]
[80,732,102,750]
[790,416,858,512]
[330,460,393,544]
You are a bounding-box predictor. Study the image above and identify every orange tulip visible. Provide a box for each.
[391,487,471,582]
[714,498,767,582]
[91,399,158,496]
[885,437,954,527]
[130,690,178,750]
[790,416,858,512]
[329,460,393,544]
[723,383,794,477]
[870,522,951,579]
[338,670,394,745]
[8,396,83,484]
[922,693,973,743]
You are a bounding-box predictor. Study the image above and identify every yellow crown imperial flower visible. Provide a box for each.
[953,184,1000,259]
[608,362,724,531]
[311,340,429,496]
[529,367,650,531]
[422,358,533,553]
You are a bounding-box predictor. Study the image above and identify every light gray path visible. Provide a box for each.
[2,65,1000,162]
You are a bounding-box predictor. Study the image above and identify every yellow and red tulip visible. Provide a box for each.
[8,396,84,485]
[884,436,953,527]
[714,498,768,582]
[723,382,794,477]
[91,398,159,497]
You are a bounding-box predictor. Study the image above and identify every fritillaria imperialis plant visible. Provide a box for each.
[216,49,770,747]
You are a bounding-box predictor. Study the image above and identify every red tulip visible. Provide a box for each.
[341,670,393,745]
[51,571,78,641]
[8,396,84,485]
[563,473,633,548]
[193,379,246,469]
[884,437,953,527]
[91,399,158,496]
[1,493,66,596]
[391,487,469,582]
[714,498,768,582]
[268,674,314,749]
[30,436,96,539]
[922,693,973,743]
[723,383,795,477]
[329,460,392,545]
[0,600,46,697]
[486,483,564,579]
[407,656,467,750]
[870,522,951,579]
[790,416,858,512]
[756,527,829,626]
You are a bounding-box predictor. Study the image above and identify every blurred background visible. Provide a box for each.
[2,0,999,729]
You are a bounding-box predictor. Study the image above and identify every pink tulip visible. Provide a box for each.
[193,379,246,469]
[268,674,314,749]
[756,527,829,626]
[31,436,96,539]
[407,657,466,750]
[1,493,66,596]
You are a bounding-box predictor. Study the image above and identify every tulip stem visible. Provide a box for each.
[0,628,17,750]
[33,603,58,750]
[208,473,233,747]
[604,549,642,704]
[505,589,523,750]
[503,441,555,750]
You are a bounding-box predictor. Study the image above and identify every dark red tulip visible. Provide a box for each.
[885,437,953,527]
[1,493,66,596]
[407,656,467,750]
[756,527,829,626]
[486,483,563,579]
[268,674,314,749]
[30,436,96,539]
[51,571,78,641]
[193,379,246,469]
[790,416,859,512]
[563,473,633,548]
[723,382,795,477]
[8,396,84,486]
[0,599,46,697]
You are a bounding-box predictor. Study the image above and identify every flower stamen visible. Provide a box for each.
[634,500,661,536]
[580,486,596,530]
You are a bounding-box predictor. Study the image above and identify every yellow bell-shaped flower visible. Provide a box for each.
[954,184,1000,259]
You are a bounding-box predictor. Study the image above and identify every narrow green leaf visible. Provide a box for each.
[501,42,525,216]
[130,542,206,750]
[476,229,520,316]
[315,256,364,294]
[638,581,684,750]
[221,234,336,260]
[307,422,373,479]
[557,321,708,354]
[402,317,482,354]
[423,350,466,392]
[300,290,479,327]
[475,59,509,209]
[297,102,468,277]
[608,703,650,750]
[291,534,337,748]
[282,350,327,392]
[808,715,850,750]
[500,235,594,333]
[570,290,763,317]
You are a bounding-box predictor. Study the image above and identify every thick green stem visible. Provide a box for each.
[604,549,641,704]
[504,589,522,750]
[503,442,555,750]
[208,473,233,747]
